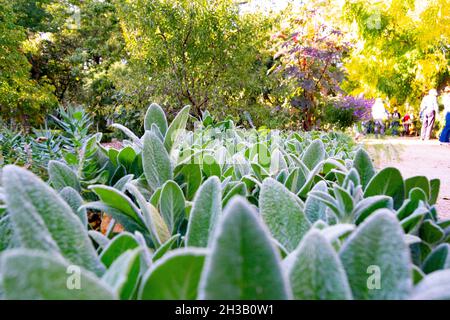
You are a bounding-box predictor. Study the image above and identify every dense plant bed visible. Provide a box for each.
[0,104,449,300]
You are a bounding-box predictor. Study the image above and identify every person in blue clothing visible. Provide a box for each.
[439,86,450,144]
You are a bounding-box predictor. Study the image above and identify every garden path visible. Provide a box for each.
[364,137,450,219]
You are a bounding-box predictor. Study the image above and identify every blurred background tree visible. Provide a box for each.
[114,0,275,125]
[341,0,450,108]
[1,0,449,131]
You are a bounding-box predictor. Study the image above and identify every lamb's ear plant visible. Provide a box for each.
[185,176,222,248]
[144,103,168,135]
[2,165,105,276]
[198,197,291,300]
[2,102,450,300]
[140,248,207,300]
[0,249,115,300]
[339,210,412,299]
[284,229,352,300]
[142,131,173,191]
[259,178,311,252]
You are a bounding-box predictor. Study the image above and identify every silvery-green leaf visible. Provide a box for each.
[333,185,354,217]
[174,164,202,201]
[429,179,440,205]
[260,178,311,252]
[152,234,181,262]
[143,131,173,190]
[164,105,190,152]
[102,249,141,300]
[222,181,246,207]
[353,195,393,224]
[186,177,222,248]
[401,206,427,233]
[3,165,104,276]
[0,215,14,251]
[159,180,185,234]
[89,185,144,226]
[419,220,445,245]
[88,230,110,250]
[286,230,352,300]
[202,154,221,178]
[321,224,355,243]
[140,248,206,300]
[59,187,87,227]
[100,232,139,268]
[117,146,136,170]
[304,181,328,223]
[199,197,290,300]
[410,270,450,300]
[126,183,169,246]
[1,249,114,300]
[144,103,168,135]
[340,210,412,299]
[405,176,430,201]
[113,174,134,192]
[412,265,425,284]
[48,160,80,192]
[422,244,450,274]
[270,148,287,175]
[404,234,422,245]
[302,140,325,171]
[353,148,375,189]
[110,123,142,148]
[364,167,405,209]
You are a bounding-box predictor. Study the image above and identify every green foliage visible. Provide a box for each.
[199,197,290,300]
[114,0,274,120]
[1,249,115,300]
[342,0,450,107]
[285,229,352,300]
[1,103,450,300]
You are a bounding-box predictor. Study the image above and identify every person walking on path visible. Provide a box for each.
[371,98,387,138]
[439,86,450,144]
[420,89,439,140]
[391,107,401,135]
[402,103,412,136]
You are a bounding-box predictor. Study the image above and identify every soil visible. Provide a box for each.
[364,137,450,219]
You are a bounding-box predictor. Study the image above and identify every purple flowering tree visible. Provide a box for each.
[269,8,352,130]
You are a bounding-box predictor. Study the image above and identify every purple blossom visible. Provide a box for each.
[331,96,374,121]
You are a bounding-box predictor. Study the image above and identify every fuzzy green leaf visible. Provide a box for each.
[143,131,173,190]
[164,105,190,152]
[48,160,80,192]
[3,165,104,276]
[364,167,405,209]
[186,177,222,248]
[260,178,311,252]
[1,249,114,300]
[159,180,186,234]
[102,249,141,300]
[353,148,375,189]
[285,229,352,300]
[302,140,325,171]
[140,248,206,300]
[100,232,139,268]
[199,197,290,300]
[144,103,168,135]
[339,210,412,299]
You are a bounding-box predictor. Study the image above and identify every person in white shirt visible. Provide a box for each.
[420,89,439,140]
[439,86,450,144]
[371,98,387,138]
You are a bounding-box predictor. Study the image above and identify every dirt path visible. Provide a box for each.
[364,137,450,219]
